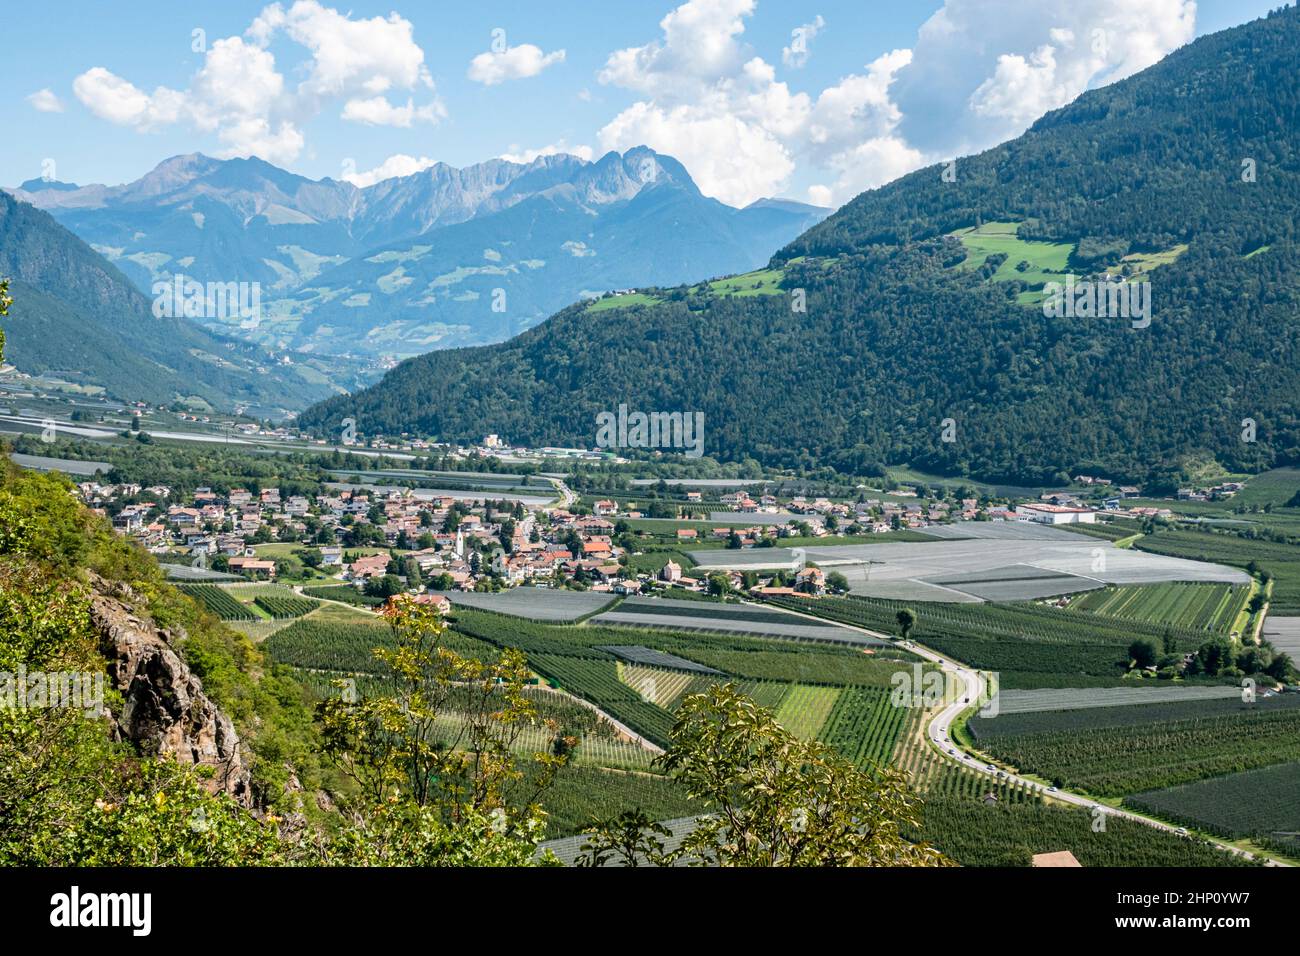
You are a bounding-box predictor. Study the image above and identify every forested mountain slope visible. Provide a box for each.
[0,190,367,415]
[299,7,1300,485]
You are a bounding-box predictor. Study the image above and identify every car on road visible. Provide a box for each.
[1047,786,1058,792]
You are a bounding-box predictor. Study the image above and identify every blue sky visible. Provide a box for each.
[2,0,1285,207]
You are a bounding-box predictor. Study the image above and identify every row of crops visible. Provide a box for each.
[1124,760,1300,847]
[253,594,320,619]
[1134,527,1300,613]
[816,687,909,769]
[1066,582,1250,633]
[177,584,257,621]
[915,798,1252,867]
[766,594,1230,687]
[973,707,1300,796]
[300,585,385,607]
[970,693,1300,740]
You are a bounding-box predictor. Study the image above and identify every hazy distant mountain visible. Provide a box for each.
[11,149,828,359]
[0,189,370,417]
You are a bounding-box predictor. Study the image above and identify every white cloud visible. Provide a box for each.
[342,154,437,188]
[341,96,443,127]
[600,0,756,100]
[593,0,1196,207]
[806,184,833,207]
[500,141,595,164]
[599,99,794,207]
[468,44,566,85]
[249,0,432,98]
[73,68,186,129]
[71,1,440,164]
[782,14,825,69]
[26,88,64,113]
[892,0,1196,155]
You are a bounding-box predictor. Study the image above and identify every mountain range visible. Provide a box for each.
[297,6,1300,486]
[10,148,826,359]
[0,188,372,417]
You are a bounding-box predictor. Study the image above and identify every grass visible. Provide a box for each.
[773,684,841,740]
[585,292,662,313]
[703,267,785,297]
[949,221,1075,292]
[1065,582,1250,634]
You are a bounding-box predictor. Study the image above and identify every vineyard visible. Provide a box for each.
[766,593,1231,687]
[973,706,1300,795]
[177,584,256,621]
[1135,527,1300,613]
[300,585,385,607]
[253,594,320,619]
[916,798,1252,867]
[1125,760,1300,846]
[774,685,841,740]
[970,693,1300,740]
[816,687,909,768]
[1066,582,1250,633]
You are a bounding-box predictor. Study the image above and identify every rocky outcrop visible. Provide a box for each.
[87,575,252,806]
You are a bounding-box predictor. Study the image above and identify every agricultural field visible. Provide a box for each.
[1125,761,1300,848]
[593,596,882,646]
[917,798,1252,867]
[617,664,699,709]
[598,645,723,674]
[817,687,909,768]
[774,685,841,740]
[1134,526,1300,613]
[1065,582,1250,634]
[531,765,697,840]
[253,593,320,619]
[767,593,1227,688]
[992,685,1242,715]
[969,698,1300,795]
[448,588,617,621]
[885,689,1250,867]
[300,584,385,607]
[177,584,256,621]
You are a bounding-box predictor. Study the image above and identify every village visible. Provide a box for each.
[70,465,1186,604]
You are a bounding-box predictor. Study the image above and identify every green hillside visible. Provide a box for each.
[298,7,1300,485]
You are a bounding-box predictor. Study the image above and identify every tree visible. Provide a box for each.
[315,596,568,862]
[826,571,850,593]
[581,685,948,867]
[1128,639,1159,669]
[0,277,10,363]
[363,574,403,599]
[896,608,917,642]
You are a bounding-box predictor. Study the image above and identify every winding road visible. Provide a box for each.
[765,599,1287,866]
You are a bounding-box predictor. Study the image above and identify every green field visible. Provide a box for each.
[1134,527,1300,612]
[950,221,1075,297]
[1066,582,1250,634]
[586,292,662,313]
[773,684,840,740]
[918,798,1251,867]
[703,266,785,297]
[767,593,1227,688]
[1125,760,1300,846]
[972,703,1300,796]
